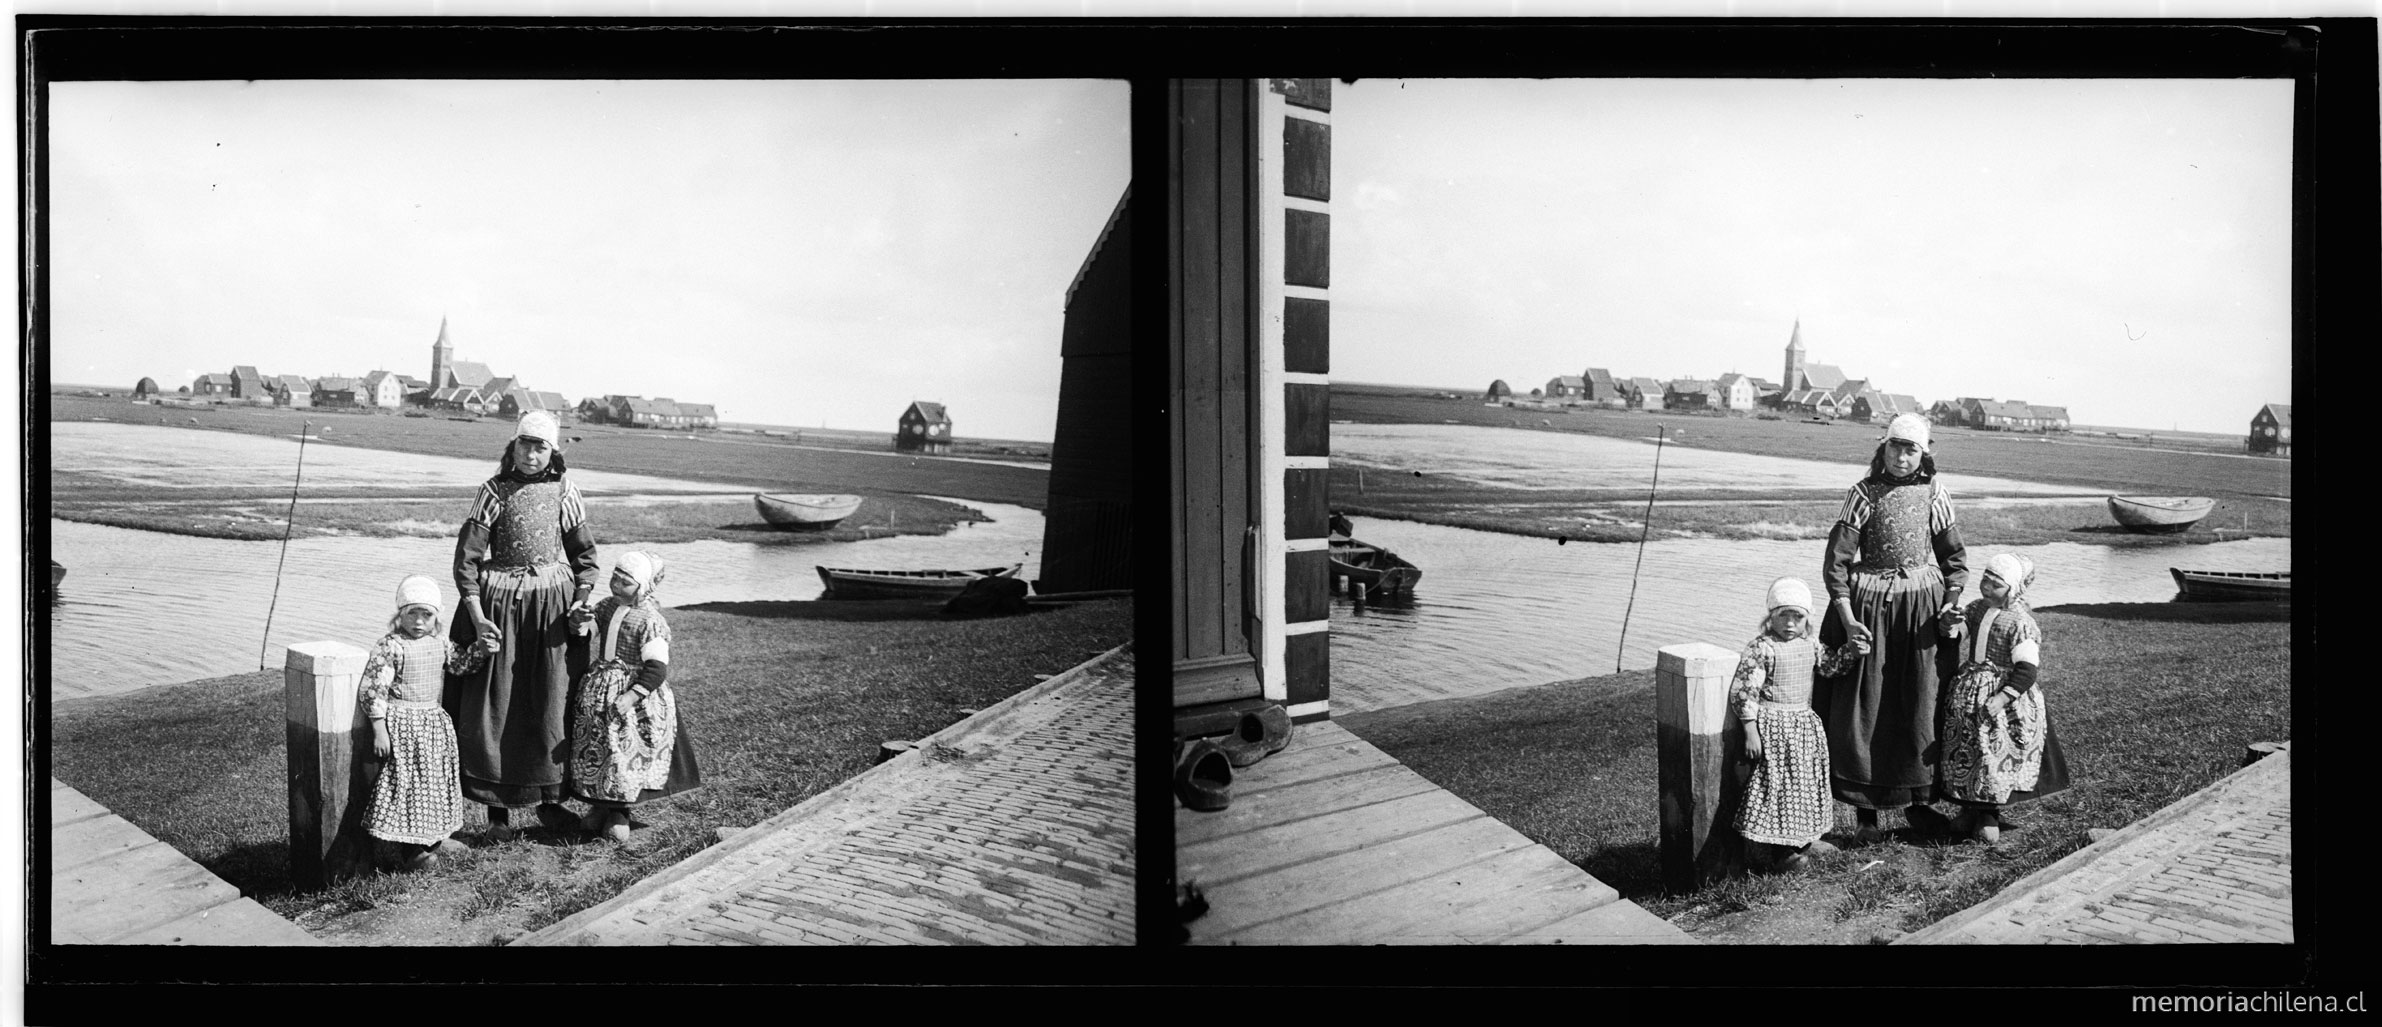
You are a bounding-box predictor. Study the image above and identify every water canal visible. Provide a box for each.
[45,424,1043,700]
[1325,518,2290,716]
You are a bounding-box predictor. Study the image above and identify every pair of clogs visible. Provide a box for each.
[1174,705,1296,811]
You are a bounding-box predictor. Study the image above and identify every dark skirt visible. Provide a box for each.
[1817,570,1958,811]
[444,568,587,807]
[577,718,704,809]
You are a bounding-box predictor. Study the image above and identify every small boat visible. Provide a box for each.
[817,564,1022,600]
[1329,539,1422,595]
[51,561,66,587]
[755,493,864,530]
[2171,568,2290,602]
[2107,495,2216,534]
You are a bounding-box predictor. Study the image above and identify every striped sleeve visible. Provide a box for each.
[559,480,587,531]
[464,481,505,529]
[1836,482,1873,531]
[1929,482,1958,532]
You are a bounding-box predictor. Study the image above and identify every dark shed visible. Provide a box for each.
[1038,186,1132,594]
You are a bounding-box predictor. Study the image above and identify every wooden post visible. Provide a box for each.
[1656,641,1746,892]
[285,640,375,890]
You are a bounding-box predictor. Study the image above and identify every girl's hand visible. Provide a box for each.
[1938,604,1965,639]
[478,630,503,654]
[1836,601,1872,646]
[613,689,643,718]
[372,724,392,761]
[1743,727,1764,762]
[1848,637,1873,656]
[1986,689,2014,715]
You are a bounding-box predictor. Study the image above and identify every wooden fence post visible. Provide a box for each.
[285,640,376,890]
[1656,641,1746,893]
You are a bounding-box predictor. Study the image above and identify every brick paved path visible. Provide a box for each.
[521,646,1134,946]
[1900,746,2291,945]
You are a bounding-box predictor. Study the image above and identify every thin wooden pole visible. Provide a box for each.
[260,420,311,670]
[1616,424,1666,673]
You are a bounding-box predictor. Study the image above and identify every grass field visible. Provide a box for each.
[1326,385,2292,546]
[1335,600,2290,943]
[50,596,1131,945]
[48,392,1047,543]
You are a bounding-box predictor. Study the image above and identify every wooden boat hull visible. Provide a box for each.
[2108,495,2215,533]
[755,493,863,530]
[2170,568,2289,601]
[816,564,1020,600]
[50,561,65,587]
[1328,540,1422,594]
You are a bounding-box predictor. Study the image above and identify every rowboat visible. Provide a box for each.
[1329,539,1422,595]
[816,564,1022,600]
[50,561,65,587]
[2107,495,2216,534]
[2170,568,2290,602]
[754,493,864,530]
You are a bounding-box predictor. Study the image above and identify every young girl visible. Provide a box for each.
[1734,577,1871,870]
[1938,553,2072,843]
[362,575,496,870]
[570,551,703,842]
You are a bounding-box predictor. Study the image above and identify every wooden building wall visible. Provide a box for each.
[1040,188,1133,594]
[1171,79,1261,708]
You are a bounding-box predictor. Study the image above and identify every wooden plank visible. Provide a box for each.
[1285,209,1330,288]
[1503,895,1691,944]
[53,841,242,944]
[1269,77,1333,112]
[52,815,165,873]
[1225,846,1617,945]
[1283,381,1330,457]
[1175,763,1435,853]
[1283,466,1328,540]
[1192,815,1536,940]
[111,898,322,946]
[1217,79,1253,670]
[1285,548,1330,623]
[51,781,110,827]
[1283,296,1329,374]
[1175,79,1225,667]
[1283,116,1331,201]
[1180,788,1488,887]
[1168,80,1190,669]
[1286,630,1330,707]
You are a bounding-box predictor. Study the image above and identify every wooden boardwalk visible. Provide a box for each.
[1176,722,1690,944]
[51,778,320,946]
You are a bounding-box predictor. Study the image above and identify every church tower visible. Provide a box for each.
[429,317,453,391]
[1783,319,1805,392]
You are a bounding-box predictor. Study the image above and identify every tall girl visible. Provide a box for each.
[447,410,599,833]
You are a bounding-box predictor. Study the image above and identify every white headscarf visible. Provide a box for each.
[395,574,443,613]
[1881,412,1932,453]
[612,551,664,603]
[516,410,561,448]
[1984,552,2034,607]
[1766,577,1813,617]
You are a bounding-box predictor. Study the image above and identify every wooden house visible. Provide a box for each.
[2248,403,2291,455]
[427,386,482,412]
[1546,375,1587,401]
[1583,367,1624,404]
[1485,379,1513,403]
[1626,377,1666,410]
[1929,399,1965,425]
[230,365,266,400]
[497,389,572,420]
[271,375,313,408]
[896,401,953,454]
[1975,399,2038,430]
[132,377,161,400]
[675,402,719,429]
[192,372,233,396]
[310,377,365,408]
[443,360,496,391]
[1713,373,1755,411]
[358,370,406,408]
[1039,185,1132,594]
[1795,362,1848,392]
[2027,404,2070,431]
[1170,78,1334,726]
[1664,379,1715,410]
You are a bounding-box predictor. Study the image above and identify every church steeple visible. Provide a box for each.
[1783,318,1806,392]
[430,316,453,391]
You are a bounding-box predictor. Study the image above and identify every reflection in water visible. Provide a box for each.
[47,504,1042,701]
[1327,518,2290,715]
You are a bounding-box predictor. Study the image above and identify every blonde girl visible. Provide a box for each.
[1734,577,1870,870]
[362,575,496,869]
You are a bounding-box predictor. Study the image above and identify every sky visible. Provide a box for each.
[44,79,1130,443]
[1333,78,2295,436]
